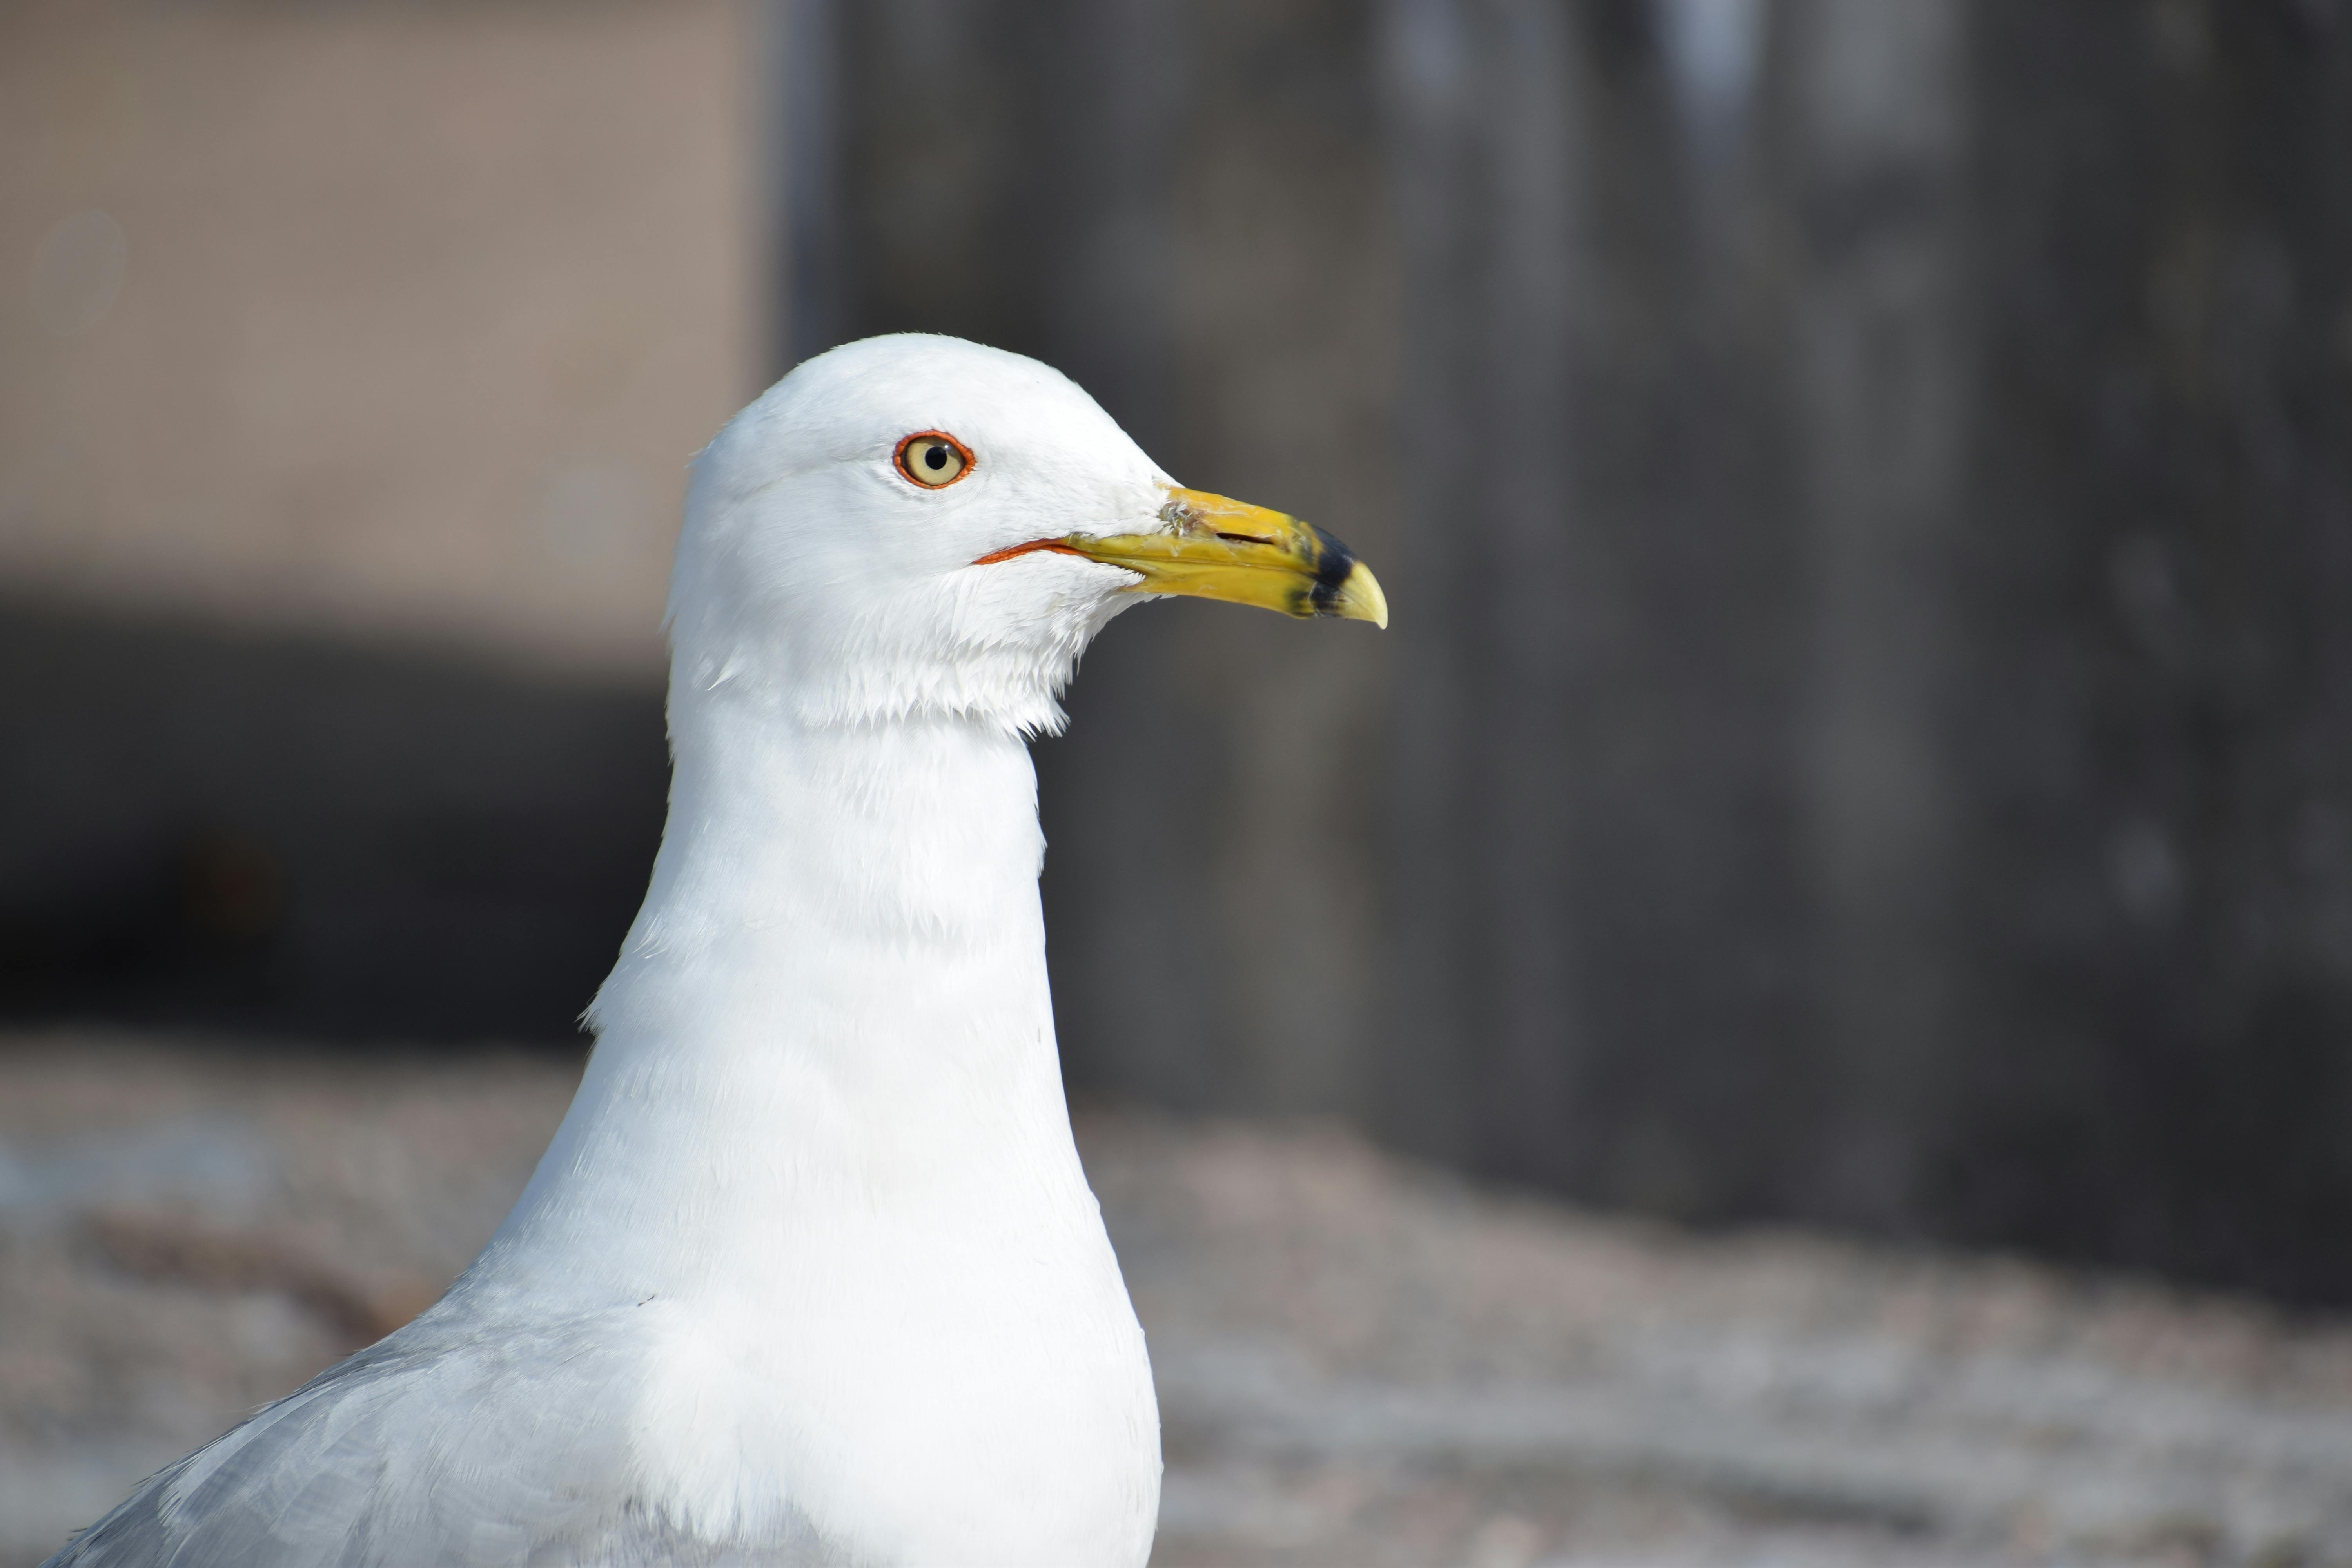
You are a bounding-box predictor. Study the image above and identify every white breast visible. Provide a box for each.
[469,704,1161,1566]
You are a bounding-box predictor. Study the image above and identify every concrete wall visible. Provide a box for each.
[1,0,756,671]
[0,0,748,1036]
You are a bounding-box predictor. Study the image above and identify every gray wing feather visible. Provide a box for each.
[42,1312,860,1568]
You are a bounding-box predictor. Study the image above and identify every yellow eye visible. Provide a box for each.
[895,430,972,488]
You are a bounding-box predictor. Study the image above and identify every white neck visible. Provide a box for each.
[449,675,1158,1566]
[473,678,1086,1305]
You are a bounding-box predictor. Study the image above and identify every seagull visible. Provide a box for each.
[49,334,1386,1567]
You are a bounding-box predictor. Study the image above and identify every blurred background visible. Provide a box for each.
[11,0,2351,1302]
[7,0,2352,1561]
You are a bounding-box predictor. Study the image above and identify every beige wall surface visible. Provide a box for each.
[0,0,758,675]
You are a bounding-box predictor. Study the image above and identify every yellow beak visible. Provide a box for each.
[1036,488,1388,628]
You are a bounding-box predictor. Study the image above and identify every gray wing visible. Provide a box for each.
[42,1311,858,1568]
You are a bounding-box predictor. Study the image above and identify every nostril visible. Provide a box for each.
[1214,531,1276,546]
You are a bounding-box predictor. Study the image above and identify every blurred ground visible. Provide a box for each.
[4,1036,2350,1567]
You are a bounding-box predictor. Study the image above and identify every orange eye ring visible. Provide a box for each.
[894,430,975,489]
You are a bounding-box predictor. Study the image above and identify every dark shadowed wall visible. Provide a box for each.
[784,0,2352,1303]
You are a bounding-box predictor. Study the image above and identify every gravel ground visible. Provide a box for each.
[4,1034,2350,1567]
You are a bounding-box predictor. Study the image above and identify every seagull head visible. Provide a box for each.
[666,334,1386,735]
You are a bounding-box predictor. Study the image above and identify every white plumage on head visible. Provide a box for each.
[668,334,1170,736]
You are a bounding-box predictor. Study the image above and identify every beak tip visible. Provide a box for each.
[1339,562,1390,630]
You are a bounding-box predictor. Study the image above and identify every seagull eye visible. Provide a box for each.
[894,431,972,489]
